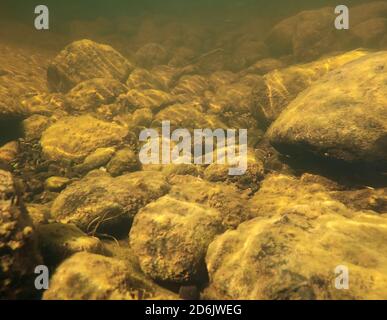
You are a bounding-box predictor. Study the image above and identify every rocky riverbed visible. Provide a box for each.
[1,1,387,300]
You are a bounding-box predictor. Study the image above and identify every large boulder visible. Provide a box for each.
[40,115,130,163]
[204,174,387,300]
[266,2,387,61]
[129,195,224,284]
[351,18,387,48]
[47,39,134,93]
[266,7,338,60]
[0,170,42,299]
[267,51,387,169]
[51,170,170,236]
[252,50,368,123]
[43,252,177,300]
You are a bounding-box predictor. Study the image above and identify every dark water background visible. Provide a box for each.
[1,0,371,22]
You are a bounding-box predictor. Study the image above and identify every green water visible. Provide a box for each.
[1,0,371,22]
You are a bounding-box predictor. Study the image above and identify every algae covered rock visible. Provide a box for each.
[153,102,226,130]
[266,7,345,61]
[47,39,134,93]
[267,51,387,168]
[73,147,116,174]
[106,147,141,177]
[43,252,177,300]
[37,223,104,266]
[0,170,42,299]
[244,58,285,75]
[129,195,224,284]
[126,68,166,91]
[171,74,210,99]
[248,174,353,219]
[40,115,129,163]
[22,114,51,141]
[44,176,71,192]
[330,188,387,214]
[203,153,264,191]
[168,175,253,229]
[208,81,261,129]
[252,50,369,123]
[351,18,387,47]
[205,207,387,300]
[67,78,127,112]
[0,141,19,164]
[25,203,51,225]
[19,93,69,117]
[51,170,170,235]
[120,88,175,112]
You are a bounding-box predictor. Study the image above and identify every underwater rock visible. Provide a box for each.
[73,147,116,174]
[351,1,387,26]
[135,43,169,69]
[106,147,141,177]
[171,74,210,100]
[160,163,202,178]
[266,7,345,61]
[0,169,42,299]
[22,114,52,141]
[0,43,48,121]
[37,223,104,266]
[51,170,170,236]
[267,51,387,169]
[208,71,238,90]
[227,40,268,71]
[0,141,19,164]
[169,47,196,67]
[130,108,154,128]
[47,39,134,93]
[151,65,182,90]
[40,114,129,163]
[67,78,127,113]
[126,68,166,91]
[205,178,387,299]
[208,81,260,129]
[0,98,29,121]
[129,195,224,284]
[120,89,175,113]
[19,93,69,117]
[44,176,71,192]
[25,203,51,225]
[43,252,177,300]
[153,103,226,130]
[252,50,369,123]
[203,148,264,191]
[350,18,387,48]
[248,174,354,219]
[244,58,285,75]
[168,175,253,230]
[330,188,387,214]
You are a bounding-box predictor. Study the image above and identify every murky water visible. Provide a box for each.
[0,0,386,301]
